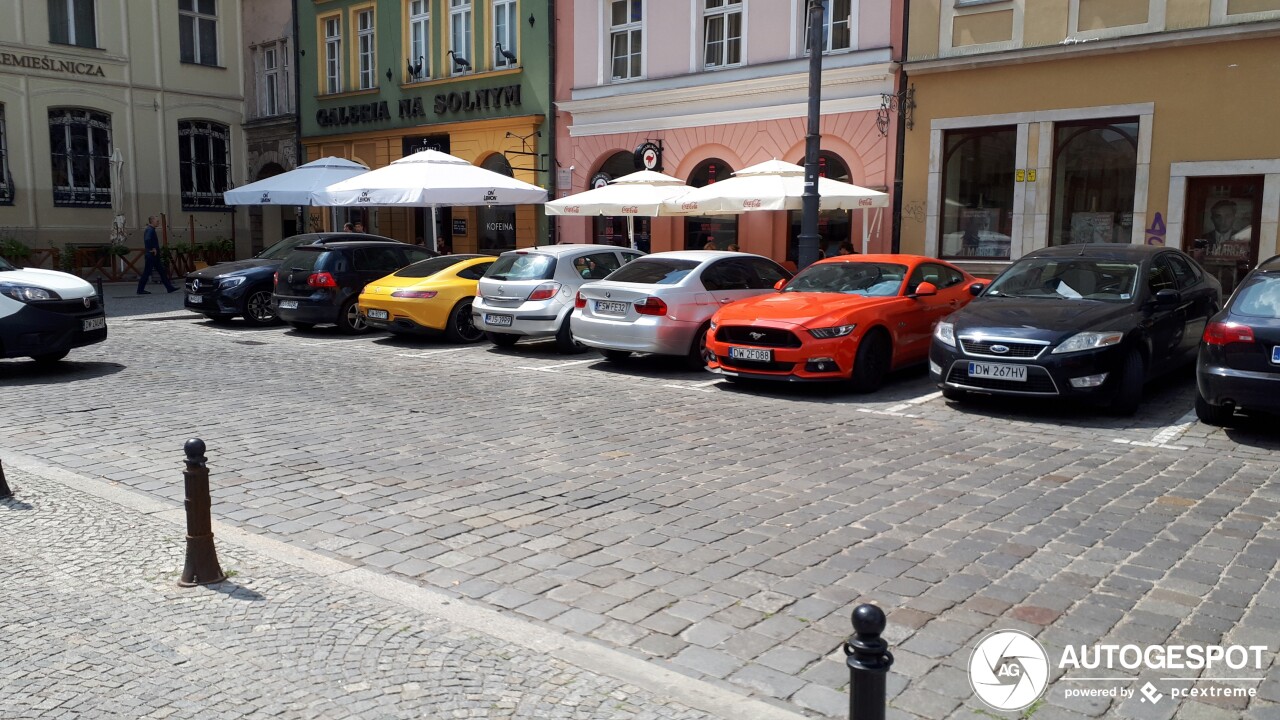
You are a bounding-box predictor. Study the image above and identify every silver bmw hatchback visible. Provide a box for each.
[473,244,644,352]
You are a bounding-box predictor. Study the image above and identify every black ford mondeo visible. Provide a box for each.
[929,244,1221,415]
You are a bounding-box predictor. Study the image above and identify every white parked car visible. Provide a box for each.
[0,257,107,363]
[473,244,644,353]
[572,251,792,369]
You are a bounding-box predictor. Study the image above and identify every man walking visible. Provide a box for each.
[137,215,177,294]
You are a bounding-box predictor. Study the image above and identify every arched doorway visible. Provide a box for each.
[592,151,650,250]
[788,152,855,261]
[250,162,290,254]
[684,159,737,250]
[477,154,517,254]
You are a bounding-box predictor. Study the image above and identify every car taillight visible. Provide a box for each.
[307,272,338,288]
[273,272,278,284]
[527,282,561,301]
[391,290,438,299]
[634,297,668,316]
[1203,321,1255,346]
[575,291,586,309]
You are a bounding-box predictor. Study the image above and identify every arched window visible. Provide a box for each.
[592,151,650,250]
[478,153,516,254]
[49,108,112,207]
[1049,119,1139,246]
[684,158,737,250]
[178,120,231,209]
[789,151,855,260]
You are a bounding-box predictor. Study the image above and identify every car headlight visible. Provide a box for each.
[809,324,857,339]
[934,321,956,347]
[1052,331,1124,354]
[218,276,246,289]
[709,319,718,330]
[0,284,58,302]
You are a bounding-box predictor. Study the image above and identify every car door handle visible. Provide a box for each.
[720,298,732,303]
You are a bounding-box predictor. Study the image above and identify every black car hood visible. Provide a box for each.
[187,258,277,279]
[953,297,1137,341]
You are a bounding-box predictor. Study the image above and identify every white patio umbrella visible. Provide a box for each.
[544,170,694,250]
[661,159,890,252]
[222,157,369,206]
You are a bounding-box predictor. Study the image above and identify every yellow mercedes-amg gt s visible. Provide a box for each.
[357,254,494,341]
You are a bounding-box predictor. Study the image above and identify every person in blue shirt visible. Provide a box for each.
[137,215,177,294]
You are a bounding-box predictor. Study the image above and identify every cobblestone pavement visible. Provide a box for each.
[2,293,1278,719]
[0,464,779,720]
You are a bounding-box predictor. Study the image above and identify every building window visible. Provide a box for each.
[939,126,1016,259]
[324,16,343,94]
[179,0,219,66]
[684,159,738,250]
[49,109,112,208]
[804,0,854,53]
[0,105,11,206]
[703,0,742,69]
[178,120,231,210]
[610,0,643,81]
[1049,119,1139,246]
[408,0,431,80]
[356,8,376,89]
[49,0,97,48]
[493,0,518,68]
[261,47,280,116]
[450,0,473,76]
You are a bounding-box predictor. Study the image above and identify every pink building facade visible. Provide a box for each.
[555,0,904,268]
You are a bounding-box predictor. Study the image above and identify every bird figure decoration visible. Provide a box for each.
[407,56,424,80]
[496,42,517,65]
[448,50,471,71]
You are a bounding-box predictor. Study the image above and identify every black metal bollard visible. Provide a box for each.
[95,277,105,311]
[178,439,226,587]
[0,458,12,499]
[845,603,894,720]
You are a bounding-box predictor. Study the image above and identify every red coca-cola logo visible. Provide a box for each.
[743,199,762,208]
[859,198,874,207]
[622,206,638,214]
[564,206,581,213]
[681,202,699,211]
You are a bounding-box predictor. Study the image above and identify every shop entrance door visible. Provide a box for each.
[1182,175,1263,296]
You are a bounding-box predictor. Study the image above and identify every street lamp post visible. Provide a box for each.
[797,0,826,270]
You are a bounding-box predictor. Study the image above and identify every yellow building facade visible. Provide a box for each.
[900,0,1280,292]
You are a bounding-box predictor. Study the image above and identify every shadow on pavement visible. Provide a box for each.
[205,581,267,602]
[939,376,1197,431]
[0,497,36,511]
[1223,416,1280,450]
[0,360,125,386]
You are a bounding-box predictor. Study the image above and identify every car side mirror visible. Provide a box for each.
[1152,288,1181,308]
[774,278,787,291]
[969,282,987,297]
[910,281,938,298]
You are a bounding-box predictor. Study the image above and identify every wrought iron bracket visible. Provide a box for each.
[504,130,548,175]
[876,84,915,137]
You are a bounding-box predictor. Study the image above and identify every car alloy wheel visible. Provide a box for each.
[243,288,277,326]
[446,299,484,343]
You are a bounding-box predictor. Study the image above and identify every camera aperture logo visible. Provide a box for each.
[969,630,1050,711]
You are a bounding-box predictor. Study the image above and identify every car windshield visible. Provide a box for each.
[256,236,311,260]
[0,257,14,271]
[395,255,483,278]
[1233,276,1280,318]
[986,258,1139,302]
[606,258,700,285]
[486,253,555,281]
[282,249,326,273]
[783,262,907,296]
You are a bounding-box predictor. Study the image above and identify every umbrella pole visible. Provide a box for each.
[862,210,870,255]
[431,206,439,250]
[628,215,636,251]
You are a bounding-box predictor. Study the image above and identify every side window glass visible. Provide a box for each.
[584,252,621,279]
[942,265,965,288]
[1148,258,1178,294]
[405,248,434,265]
[1164,254,1196,289]
[620,252,642,264]
[748,258,788,288]
[700,261,730,291]
[458,262,492,280]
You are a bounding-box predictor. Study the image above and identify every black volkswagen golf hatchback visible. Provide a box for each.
[273,240,434,334]
[1195,254,1280,425]
[930,244,1221,415]
[185,232,390,326]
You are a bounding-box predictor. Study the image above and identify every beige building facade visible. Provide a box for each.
[242,0,298,253]
[0,0,247,260]
[901,0,1280,293]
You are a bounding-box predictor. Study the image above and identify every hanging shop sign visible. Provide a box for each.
[634,142,663,172]
[591,172,612,189]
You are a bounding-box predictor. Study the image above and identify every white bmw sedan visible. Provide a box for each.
[571,251,791,369]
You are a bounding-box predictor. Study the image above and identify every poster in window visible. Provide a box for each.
[944,208,1008,258]
[1190,197,1253,263]
[1069,211,1116,244]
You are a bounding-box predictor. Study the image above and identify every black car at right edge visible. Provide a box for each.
[930,244,1221,415]
[1195,254,1280,425]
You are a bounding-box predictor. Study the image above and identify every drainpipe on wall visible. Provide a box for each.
[890,0,910,254]
[546,0,557,246]
[291,0,304,229]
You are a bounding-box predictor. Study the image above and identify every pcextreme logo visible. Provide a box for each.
[969,630,1050,711]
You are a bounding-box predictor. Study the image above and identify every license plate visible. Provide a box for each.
[278,300,298,310]
[187,293,203,304]
[730,347,772,362]
[1272,346,1280,365]
[82,316,106,332]
[968,361,1027,381]
[366,309,389,320]
[595,300,628,315]
[485,313,513,326]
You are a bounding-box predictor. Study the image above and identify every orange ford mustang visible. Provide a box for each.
[706,254,983,391]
